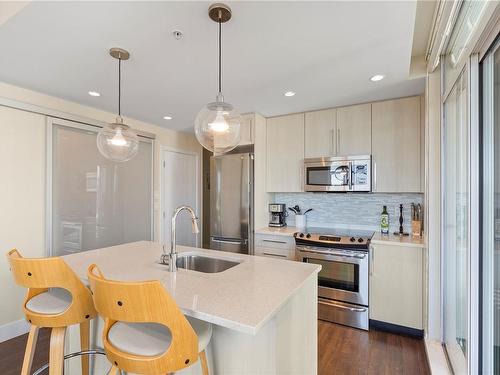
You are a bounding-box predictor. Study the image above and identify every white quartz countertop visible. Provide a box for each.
[62,241,320,335]
[256,226,425,248]
[371,232,425,248]
[255,226,299,237]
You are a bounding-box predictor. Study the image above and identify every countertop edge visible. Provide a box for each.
[371,235,425,248]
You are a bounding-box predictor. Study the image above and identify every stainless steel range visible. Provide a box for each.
[295,228,374,330]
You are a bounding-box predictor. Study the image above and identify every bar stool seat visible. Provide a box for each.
[88,264,212,375]
[25,288,72,315]
[108,317,212,357]
[6,249,97,375]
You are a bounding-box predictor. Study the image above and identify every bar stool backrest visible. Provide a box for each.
[87,264,198,374]
[6,249,96,327]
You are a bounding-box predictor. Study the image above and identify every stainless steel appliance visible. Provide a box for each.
[295,228,374,330]
[269,203,287,227]
[210,151,253,254]
[304,155,371,192]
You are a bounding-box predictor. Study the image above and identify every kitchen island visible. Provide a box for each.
[62,241,320,374]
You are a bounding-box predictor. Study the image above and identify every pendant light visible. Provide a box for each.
[194,3,241,155]
[97,48,139,162]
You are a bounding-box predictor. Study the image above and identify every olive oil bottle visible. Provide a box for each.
[381,205,389,234]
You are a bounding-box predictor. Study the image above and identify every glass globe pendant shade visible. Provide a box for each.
[97,116,139,162]
[195,99,241,155]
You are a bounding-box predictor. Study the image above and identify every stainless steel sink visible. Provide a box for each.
[176,254,240,273]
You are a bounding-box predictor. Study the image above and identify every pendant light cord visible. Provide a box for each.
[218,18,222,94]
[118,57,122,116]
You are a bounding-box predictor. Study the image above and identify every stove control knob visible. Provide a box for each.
[306,233,311,238]
[358,238,364,243]
[299,233,304,238]
[350,237,356,242]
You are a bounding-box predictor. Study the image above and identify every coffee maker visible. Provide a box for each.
[269,204,287,227]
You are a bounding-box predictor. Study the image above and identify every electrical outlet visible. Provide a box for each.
[394,206,399,217]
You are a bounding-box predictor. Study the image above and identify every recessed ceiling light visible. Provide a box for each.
[284,91,296,97]
[370,75,385,82]
[163,116,173,120]
[88,91,100,97]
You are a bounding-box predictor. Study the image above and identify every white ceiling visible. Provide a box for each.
[0,1,424,132]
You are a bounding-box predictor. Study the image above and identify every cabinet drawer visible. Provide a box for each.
[255,234,295,250]
[255,246,295,260]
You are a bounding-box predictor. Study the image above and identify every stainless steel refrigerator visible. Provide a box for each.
[210,151,253,254]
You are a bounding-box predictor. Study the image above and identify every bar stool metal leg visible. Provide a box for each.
[32,349,109,375]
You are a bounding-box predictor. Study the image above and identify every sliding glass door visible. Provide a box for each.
[482,38,500,375]
[442,68,469,374]
[49,119,153,256]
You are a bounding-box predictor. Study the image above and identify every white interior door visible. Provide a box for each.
[162,149,199,248]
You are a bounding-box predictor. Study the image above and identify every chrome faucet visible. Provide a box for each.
[161,205,199,272]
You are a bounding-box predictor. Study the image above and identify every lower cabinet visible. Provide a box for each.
[254,234,296,260]
[369,243,423,331]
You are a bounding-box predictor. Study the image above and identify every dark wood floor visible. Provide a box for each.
[0,322,429,374]
[319,320,430,375]
[0,327,51,375]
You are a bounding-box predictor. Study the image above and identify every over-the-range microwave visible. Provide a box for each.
[303,155,371,192]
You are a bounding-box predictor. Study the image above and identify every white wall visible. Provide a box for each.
[0,82,202,336]
[0,107,46,328]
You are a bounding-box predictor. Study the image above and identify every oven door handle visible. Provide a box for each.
[319,298,367,313]
[298,247,367,259]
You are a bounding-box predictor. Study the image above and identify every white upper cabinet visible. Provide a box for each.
[372,96,422,193]
[239,113,254,145]
[266,113,305,192]
[336,103,371,156]
[304,104,371,158]
[304,109,336,158]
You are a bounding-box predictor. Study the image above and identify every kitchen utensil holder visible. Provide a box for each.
[295,214,306,229]
[412,220,422,237]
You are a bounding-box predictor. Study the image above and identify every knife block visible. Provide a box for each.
[412,220,422,237]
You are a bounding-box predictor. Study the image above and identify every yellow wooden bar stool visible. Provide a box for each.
[6,249,97,375]
[87,264,212,375]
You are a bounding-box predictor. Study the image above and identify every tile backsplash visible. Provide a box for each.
[274,193,423,233]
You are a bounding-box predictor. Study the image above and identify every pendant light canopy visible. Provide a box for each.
[194,3,241,155]
[97,48,139,162]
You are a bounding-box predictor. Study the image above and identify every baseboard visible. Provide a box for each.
[424,339,452,375]
[369,319,424,338]
[0,319,30,343]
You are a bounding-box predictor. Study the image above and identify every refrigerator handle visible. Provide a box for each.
[211,237,248,245]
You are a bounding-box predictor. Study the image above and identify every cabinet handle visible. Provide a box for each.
[369,245,374,276]
[262,239,287,244]
[262,252,287,258]
[337,128,341,156]
[373,161,377,192]
[331,129,336,155]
